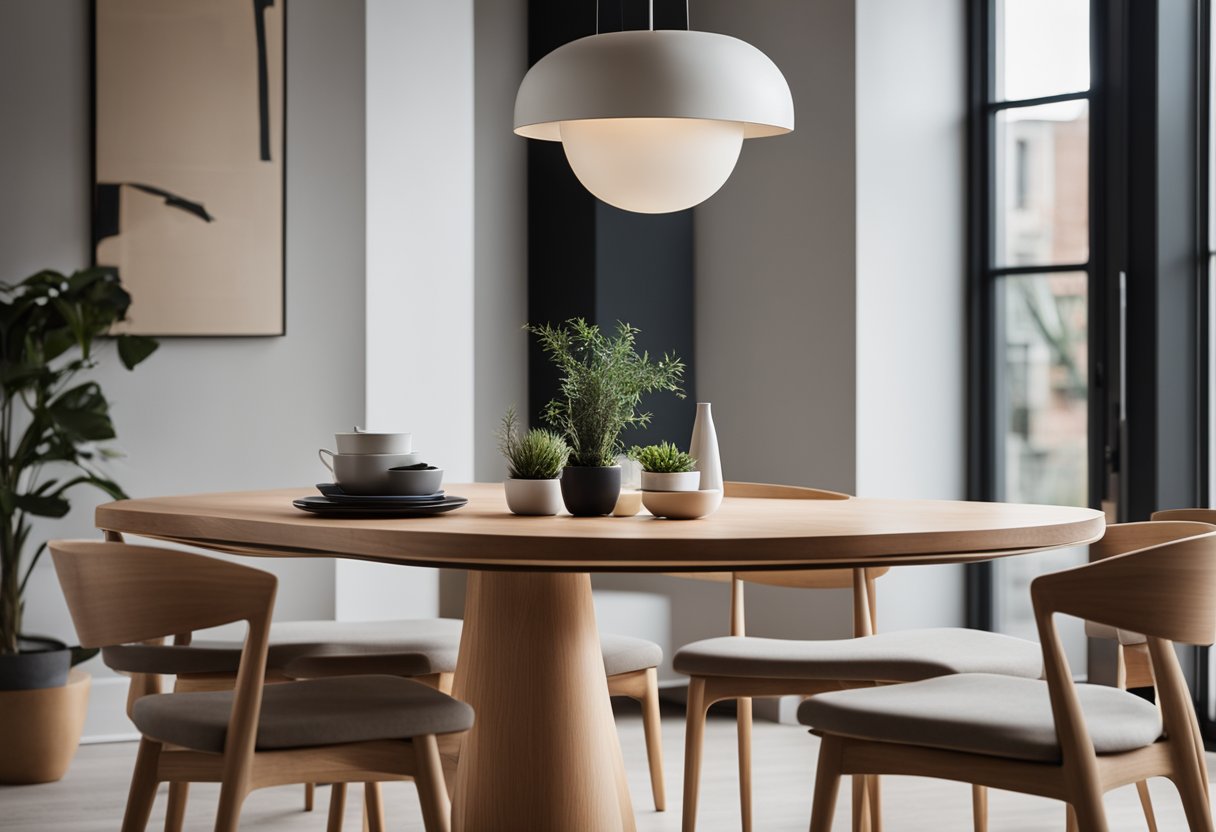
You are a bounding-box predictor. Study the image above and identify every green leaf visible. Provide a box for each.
[50,474,127,502]
[116,334,158,370]
[14,494,70,518]
[47,382,116,441]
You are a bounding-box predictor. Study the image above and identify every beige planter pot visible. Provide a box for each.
[0,669,90,784]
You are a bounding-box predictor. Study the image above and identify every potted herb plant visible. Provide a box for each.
[497,406,570,516]
[528,319,685,516]
[0,268,158,783]
[631,442,700,492]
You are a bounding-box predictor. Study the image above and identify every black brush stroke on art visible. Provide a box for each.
[254,0,274,161]
[92,182,214,249]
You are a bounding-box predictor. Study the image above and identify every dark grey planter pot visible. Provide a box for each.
[0,636,70,691]
[560,466,622,517]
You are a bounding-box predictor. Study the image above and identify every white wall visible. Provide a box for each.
[596,0,968,701]
[855,0,967,629]
[0,0,368,739]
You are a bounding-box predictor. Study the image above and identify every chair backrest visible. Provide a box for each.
[1033,526,1216,647]
[721,481,883,590]
[1029,526,1216,777]
[1153,508,1216,524]
[50,540,277,648]
[50,540,278,767]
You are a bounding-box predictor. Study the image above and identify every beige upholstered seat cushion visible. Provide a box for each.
[600,633,663,677]
[102,618,464,677]
[673,628,1042,681]
[132,675,474,752]
[798,673,1162,763]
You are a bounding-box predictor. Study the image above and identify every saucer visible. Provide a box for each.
[316,484,445,504]
[293,495,467,517]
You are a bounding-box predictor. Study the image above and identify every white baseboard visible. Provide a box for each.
[81,675,138,744]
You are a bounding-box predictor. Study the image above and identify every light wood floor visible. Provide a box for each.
[2,703,1211,831]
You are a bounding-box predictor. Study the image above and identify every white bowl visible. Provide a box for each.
[387,466,445,497]
[641,488,723,520]
[336,431,412,455]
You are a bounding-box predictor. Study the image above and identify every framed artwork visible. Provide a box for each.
[92,0,286,336]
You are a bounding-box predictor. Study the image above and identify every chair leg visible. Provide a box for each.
[738,696,753,832]
[809,736,844,832]
[682,678,708,832]
[363,782,385,832]
[121,738,162,832]
[971,784,987,832]
[164,781,189,832]
[1067,785,1109,832]
[305,783,316,812]
[1134,781,1159,832]
[640,667,667,812]
[212,779,248,832]
[867,776,882,832]
[327,783,347,832]
[1066,804,1078,832]
[414,734,452,832]
[1172,756,1215,832]
[851,775,870,832]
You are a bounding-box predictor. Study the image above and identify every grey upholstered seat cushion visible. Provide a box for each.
[673,628,1042,682]
[798,673,1162,763]
[103,618,464,677]
[105,617,660,679]
[131,675,474,752]
[600,633,663,677]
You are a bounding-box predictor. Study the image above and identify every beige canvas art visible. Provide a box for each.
[94,0,285,336]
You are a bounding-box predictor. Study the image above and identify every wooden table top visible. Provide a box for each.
[93,483,1105,572]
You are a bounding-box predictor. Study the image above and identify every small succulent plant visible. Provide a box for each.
[497,407,571,479]
[628,442,697,474]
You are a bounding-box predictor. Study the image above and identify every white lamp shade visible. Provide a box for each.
[560,118,744,214]
[515,29,793,213]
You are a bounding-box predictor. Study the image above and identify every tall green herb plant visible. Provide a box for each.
[528,319,685,467]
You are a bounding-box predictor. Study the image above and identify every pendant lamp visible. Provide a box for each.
[514,26,794,214]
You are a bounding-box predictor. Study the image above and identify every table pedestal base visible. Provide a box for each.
[451,571,636,832]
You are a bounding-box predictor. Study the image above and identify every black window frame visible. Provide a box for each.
[966,0,1103,632]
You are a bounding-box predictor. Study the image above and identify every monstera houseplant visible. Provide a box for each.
[0,268,157,783]
[528,319,684,516]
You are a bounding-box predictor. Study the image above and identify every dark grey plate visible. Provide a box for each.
[293,495,467,517]
[315,483,446,504]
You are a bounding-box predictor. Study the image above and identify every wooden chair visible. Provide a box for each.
[802,521,1216,832]
[50,540,473,832]
[103,552,666,827]
[674,481,1047,832]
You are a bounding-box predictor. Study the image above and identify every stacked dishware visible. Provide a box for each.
[294,430,466,517]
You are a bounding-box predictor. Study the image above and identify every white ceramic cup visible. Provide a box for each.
[335,431,412,455]
[318,450,422,494]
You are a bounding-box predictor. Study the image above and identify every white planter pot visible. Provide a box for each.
[641,470,701,492]
[504,477,564,516]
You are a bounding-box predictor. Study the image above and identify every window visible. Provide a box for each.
[970,0,1094,659]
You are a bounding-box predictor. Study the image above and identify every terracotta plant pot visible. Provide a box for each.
[560,466,622,517]
[504,477,564,516]
[0,669,90,784]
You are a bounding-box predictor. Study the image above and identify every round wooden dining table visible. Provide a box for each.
[95,482,1104,832]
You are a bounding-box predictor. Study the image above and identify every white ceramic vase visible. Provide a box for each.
[504,478,564,516]
[689,402,723,490]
